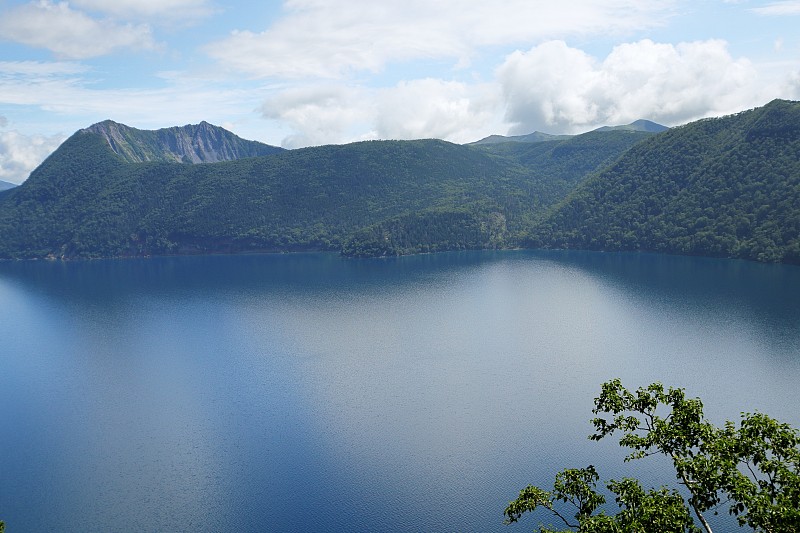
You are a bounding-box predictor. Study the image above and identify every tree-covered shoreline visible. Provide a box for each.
[1,100,798,263]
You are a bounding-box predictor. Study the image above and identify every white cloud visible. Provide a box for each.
[207,0,674,78]
[786,70,800,98]
[260,79,503,148]
[71,0,213,19]
[0,130,66,184]
[751,1,800,15]
[261,85,374,147]
[0,116,7,128]
[374,79,501,143]
[497,39,766,134]
[0,1,157,59]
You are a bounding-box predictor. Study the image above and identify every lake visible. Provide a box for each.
[1,250,799,532]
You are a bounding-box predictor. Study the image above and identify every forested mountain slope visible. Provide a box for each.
[0,123,651,259]
[530,99,800,263]
[349,129,655,256]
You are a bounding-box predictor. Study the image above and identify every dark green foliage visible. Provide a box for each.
[342,206,510,257]
[0,125,649,260]
[3,102,800,262]
[530,99,800,263]
[505,469,697,533]
[476,130,653,202]
[505,379,800,532]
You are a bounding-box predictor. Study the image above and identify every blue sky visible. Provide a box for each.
[0,0,799,183]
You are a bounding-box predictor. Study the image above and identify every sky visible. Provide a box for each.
[0,0,799,184]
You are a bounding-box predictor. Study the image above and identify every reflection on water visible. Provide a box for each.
[0,251,798,532]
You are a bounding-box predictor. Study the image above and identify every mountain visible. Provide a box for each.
[469,120,667,145]
[529,99,800,263]
[0,121,650,260]
[469,131,571,145]
[0,180,16,191]
[82,120,284,163]
[593,119,668,133]
[344,129,655,256]
[13,100,797,264]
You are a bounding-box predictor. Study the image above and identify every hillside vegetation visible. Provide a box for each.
[2,100,798,263]
[530,99,800,263]
[0,126,650,259]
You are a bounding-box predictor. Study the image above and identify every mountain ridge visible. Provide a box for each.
[0,124,650,259]
[593,119,669,133]
[469,131,571,145]
[1,101,797,263]
[469,119,667,145]
[81,119,284,164]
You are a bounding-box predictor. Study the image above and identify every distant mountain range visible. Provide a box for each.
[592,119,669,133]
[469,119,668,145]
[0,101,798,263]
[469,131,572,145]
[0,180,16,191]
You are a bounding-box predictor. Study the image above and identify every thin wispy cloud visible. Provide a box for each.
[0,60,90,77]
[751,1,800,15]
[71,0,214,20]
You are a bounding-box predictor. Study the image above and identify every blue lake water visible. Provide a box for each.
[1,250,799,532]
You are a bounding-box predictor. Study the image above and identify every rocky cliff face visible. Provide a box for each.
[82,120,283,163]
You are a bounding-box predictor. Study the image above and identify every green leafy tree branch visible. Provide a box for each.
[504,379,800,533]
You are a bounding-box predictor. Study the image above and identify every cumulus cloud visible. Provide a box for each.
[0,130,66,184]
[0,1,157,59]
[374,79,501,143]
[256,37,787,147]
[786,71,800,99]
[261,85,374,147]
[260,79,503,148]
[207,0,673,78]
[497,39,764,134]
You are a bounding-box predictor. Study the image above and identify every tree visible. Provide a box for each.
[504,379,800,532]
